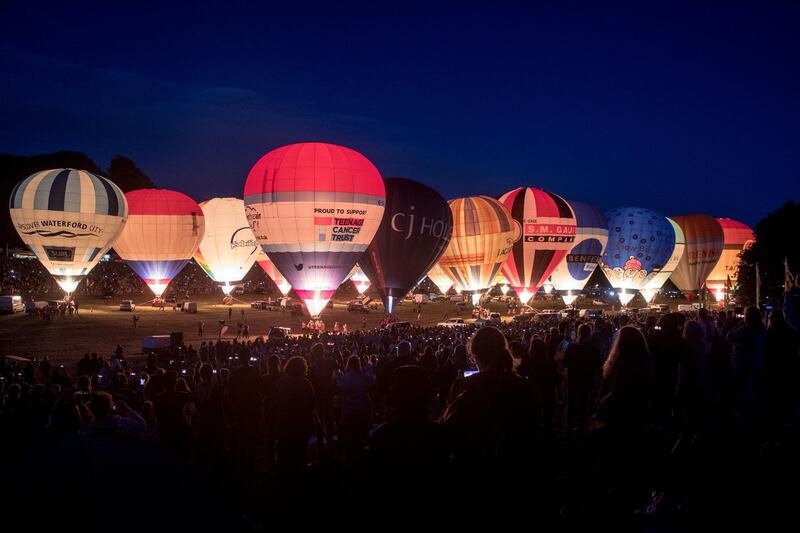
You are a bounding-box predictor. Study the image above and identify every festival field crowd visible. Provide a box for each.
[2,281,800,530]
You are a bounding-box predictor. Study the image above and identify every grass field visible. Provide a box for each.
[0,295,545,364]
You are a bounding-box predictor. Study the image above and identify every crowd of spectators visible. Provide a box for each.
[2,286,799,529]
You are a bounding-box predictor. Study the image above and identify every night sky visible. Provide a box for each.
[1,2,797,226]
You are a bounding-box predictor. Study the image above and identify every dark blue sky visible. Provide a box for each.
[1,1,797,225]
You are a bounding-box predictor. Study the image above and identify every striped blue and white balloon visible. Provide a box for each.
[9,168,128,294]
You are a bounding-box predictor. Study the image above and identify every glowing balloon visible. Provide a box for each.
[243,143,386,316]
[427,264,454,295]
[113,189,205,297]
[548,200,608,306]
[600,207,676,306]
[358,178,452,313]
[255,249,292,296]
[193,198,259,294]
[499,187,577,305]
[9,168,128,294]
[437,196,517,300]
[640,218,685,304]
[705,218,755,302]
[669,214,724,300]
[348,265,371,296]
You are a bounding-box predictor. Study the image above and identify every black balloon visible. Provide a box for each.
[359,178,453,313]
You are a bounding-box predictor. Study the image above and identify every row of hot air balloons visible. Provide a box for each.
[7,143,755,317]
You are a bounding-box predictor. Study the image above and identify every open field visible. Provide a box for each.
[0,295,541,364]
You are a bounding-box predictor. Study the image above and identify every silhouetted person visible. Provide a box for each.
[336,355,374,464]
[562,323,602,433]
[272,356,318,475]
[309,343,337,449]
[153,370,193,456]
[727,306,767,424]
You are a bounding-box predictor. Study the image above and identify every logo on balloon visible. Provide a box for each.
[390,206,452,240]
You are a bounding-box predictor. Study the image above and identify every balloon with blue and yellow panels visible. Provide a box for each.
[600,207,676,306]
[9,168,128,294]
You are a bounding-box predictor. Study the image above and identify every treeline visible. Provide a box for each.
[0,151,156,247]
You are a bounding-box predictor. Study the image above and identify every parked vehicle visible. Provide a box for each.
[578,308,604,319]
[119,300,135,312]
[0,295,24,313]
[437,318,467,327]
[25,300,48,314]
[181,301,197,314]
[489,312,502,324]
[347,300,369,313]
[267,326,292,342]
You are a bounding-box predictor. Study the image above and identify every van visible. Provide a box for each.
[677,304,695,312]
[142,335,171,353]
[0,295,24,313]
[182,301,198,314]
[449,295,465,303]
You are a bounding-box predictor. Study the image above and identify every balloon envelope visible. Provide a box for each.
[347,265,371,296]
[600,207,676,305]
[669,214,724,299]
[705,218,755,301]
[640,218,686,303]
[243,142,386,316]
[437,195,517,295]
[193,198,259,289]
[9,168,128,294]
[548,200,608,305]
[499,187,577,304]
[255,249,292,296]
[113,189,205,297]
[427,264,454,295]
[359,178,453,313]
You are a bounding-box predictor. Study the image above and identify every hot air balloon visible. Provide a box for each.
[193,198,259,295]
[705,218,755,302]
[348,265,371,296]
[600,207,676,306]
[9,168,128,294]
[427,264,454,295]
[255,249,292,296]
[669,215,724,301]
[358,178,453,313]
[548,200,608,306]
[438,195,517,305]
[113,189,205,298]
[499,187,577,305]
[243,143,386,317]
[640,218,686,304]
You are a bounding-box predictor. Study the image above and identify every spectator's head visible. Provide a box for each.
[76,374,92,393]
[267,355,282,375]
[285,356,308,378]
[198,363,213,383]
[345,355,362,373]
[619,314,630,327]
[577,323,592,344]
[50,397,81,435]
[311,343,324,362]
[683,320,704,352]
[604,326,651,383]
[768,309,786,330]
[175,378,190,393]
[164,370,179,391]
[529,338,547,361]
[388,365,431,415]
[469,326,513,373]
[397,341,412,360]
[745,306,763,329]
[89,392,114,420]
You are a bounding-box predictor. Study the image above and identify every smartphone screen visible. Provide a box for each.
[463,370,479,378]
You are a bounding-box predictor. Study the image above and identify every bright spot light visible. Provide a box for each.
[543,282,554,294]
[148,281,168,297]
[304,291,330,317]
[500,284,509,295]
[221,283,234,295]
[519,290,534,305]
[354,280,370,295]
[57,278,79,294]
[471,293,482,306]
[561,294,578,306]
[618,292,636,305]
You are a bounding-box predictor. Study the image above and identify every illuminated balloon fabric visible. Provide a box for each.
[600,207,676,305]
[359,178,453,313]
[705,218,754,301]
[255,249,292,296]
[669,214,724,298]
[9,168,128,293]
[193,198,259,289]
[346,265,371,295]
[113,189,205,297]
[499,187,577,303]
[438,195,516,293]
[427,264,454,294]
[243,142,386,316]
[640,218,686,303]
[548,200,608,304]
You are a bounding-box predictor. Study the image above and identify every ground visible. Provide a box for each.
[0,295,548,364]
